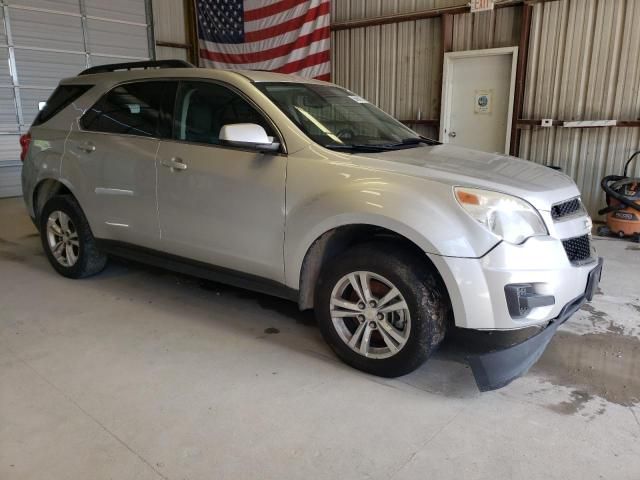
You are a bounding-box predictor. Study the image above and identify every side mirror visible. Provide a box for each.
[219,123,280,152]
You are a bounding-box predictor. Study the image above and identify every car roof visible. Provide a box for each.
[61,67,330,86]
[230,69,329,84]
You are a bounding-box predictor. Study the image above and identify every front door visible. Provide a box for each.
[441,47,517,154]
[156,80,286,282]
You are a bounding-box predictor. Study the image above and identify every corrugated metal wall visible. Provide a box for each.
[520,0,640,218]
[450,8,521,51]
[152,0,189,61]
[331,0,640,217]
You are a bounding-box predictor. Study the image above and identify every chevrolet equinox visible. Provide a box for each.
[21,60,603,390]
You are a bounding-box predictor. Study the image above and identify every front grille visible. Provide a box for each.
[562,234,592,264]
[551,198,583,220]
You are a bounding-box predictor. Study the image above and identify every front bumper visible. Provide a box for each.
[465,257,603,391]
[428,235,598,330]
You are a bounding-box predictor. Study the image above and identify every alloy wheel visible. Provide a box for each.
[329,271,411,359]
[46,210,79,267]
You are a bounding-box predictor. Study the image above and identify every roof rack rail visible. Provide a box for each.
[78,59,194,76]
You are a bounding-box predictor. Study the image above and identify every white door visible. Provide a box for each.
[440,47,518,154]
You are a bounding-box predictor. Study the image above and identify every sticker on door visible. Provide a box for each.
[474,90,493,114]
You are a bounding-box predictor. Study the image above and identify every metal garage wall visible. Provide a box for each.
[450,8,520,51]
[520,0,640,218]
[152,0,190,61]
[0,0,153,197]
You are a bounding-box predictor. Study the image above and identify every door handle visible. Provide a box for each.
[161,157,188,171]
[78,141,96,153]
[448,131,457,138]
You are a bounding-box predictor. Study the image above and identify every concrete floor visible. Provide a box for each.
[0,196,639,480]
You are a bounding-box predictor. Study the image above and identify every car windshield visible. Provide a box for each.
[256,82,435,152]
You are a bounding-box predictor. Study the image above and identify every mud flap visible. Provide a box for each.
[467,319,563,392]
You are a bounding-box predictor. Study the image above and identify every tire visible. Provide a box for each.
[39,195,107,278]
[315,242,450,378]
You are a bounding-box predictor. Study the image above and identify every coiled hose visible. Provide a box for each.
[598,150,640,215]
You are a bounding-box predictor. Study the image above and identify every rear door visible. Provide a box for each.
[155,80,287,282]
[64,80,176,248]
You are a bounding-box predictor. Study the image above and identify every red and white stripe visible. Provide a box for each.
[199,0,330,80]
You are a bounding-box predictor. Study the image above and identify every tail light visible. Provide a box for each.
[19,133,31,162]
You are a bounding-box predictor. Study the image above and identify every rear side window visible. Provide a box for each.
[32,84,93,126]
[80,81,176,138]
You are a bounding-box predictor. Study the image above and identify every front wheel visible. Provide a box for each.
[315,243,450,377]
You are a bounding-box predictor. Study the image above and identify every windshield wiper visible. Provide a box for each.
[384,137,440,148]
[323,143,398,153]
[324,137,440,153]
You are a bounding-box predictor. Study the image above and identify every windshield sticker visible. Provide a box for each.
[348,95,368,104]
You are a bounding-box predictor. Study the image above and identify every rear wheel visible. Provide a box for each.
[39,195,107,278]
[315,243,449,377]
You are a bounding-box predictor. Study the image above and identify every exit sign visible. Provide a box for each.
[470,0,494,12]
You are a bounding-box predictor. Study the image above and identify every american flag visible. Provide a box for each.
[196,0,331,80]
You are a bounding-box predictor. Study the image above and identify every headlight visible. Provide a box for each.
[454,187,547,244]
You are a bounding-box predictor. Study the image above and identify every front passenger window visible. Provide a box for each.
[175,81,275,145]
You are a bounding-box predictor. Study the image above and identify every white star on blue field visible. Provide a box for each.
[198,0,245,44]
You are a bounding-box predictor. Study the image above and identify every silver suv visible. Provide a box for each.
[21,60,602,391]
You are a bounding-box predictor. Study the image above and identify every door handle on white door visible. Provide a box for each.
[448,131,457,138]
[161,157,188,171]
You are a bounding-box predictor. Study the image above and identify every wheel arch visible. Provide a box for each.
[295,222,448,311]
[32,177,77,224]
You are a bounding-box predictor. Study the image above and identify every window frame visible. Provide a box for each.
[168,79,287,155]
[78,79,178,140]
[78,77,287,154]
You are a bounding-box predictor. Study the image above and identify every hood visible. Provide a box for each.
[352,144,580,211]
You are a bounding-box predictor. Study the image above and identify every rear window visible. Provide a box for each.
[32,84,93,126]
[80,81,176,138]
